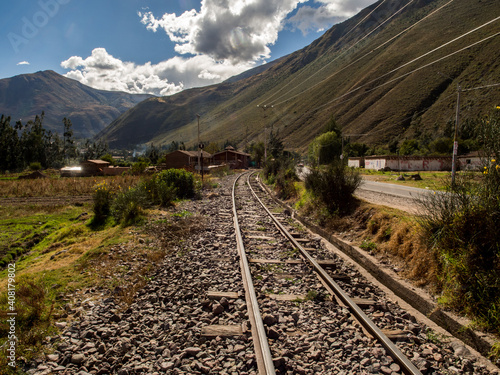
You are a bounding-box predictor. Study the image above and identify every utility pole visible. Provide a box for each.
[257,105,273,161]
[451,83,461,187]
[197,114,201,178]
[438,72,461,187]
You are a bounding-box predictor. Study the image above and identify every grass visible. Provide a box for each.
[0,205,87,270]
[0,174,141,198]
[0,174,205,373]
[359,170,482,191]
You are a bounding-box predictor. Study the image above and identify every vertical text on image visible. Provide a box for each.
[7,263,17,368]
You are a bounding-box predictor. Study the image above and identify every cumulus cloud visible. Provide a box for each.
[288,0,377,34]
[61,1,376,95]
[17,61,30,65]
[61,48,253,96]
[139,0,308,64]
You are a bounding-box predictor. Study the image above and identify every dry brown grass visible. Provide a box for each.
[361,210,439,288]
[288,180,440,289]
[0,175,141,198]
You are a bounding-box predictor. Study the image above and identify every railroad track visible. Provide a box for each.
[26,172,496,374]
[232,171,422,375]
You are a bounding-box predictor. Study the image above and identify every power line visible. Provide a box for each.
[337,80,500,141]
[259,0,405,106]
[343,92,457,139]
[273,14,500,108]
[306,30,500,114]
[266,0,456,107]
[462,82,500,92]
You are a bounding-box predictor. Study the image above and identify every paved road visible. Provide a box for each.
[297,166,432,200]
[359,180,431,200]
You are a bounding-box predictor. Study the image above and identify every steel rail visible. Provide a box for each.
[232,172,276,375]
[247,172,422,375]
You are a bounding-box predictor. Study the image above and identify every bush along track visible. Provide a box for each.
[261,153,500,366]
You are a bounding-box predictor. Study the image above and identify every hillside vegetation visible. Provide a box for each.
[99,0,500,152]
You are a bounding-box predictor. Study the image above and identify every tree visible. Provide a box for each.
[477,107,500,161]
[268,131,284,159]
[20,113,47,168]
[0,115,21,171]
[145,144,161,164]
[309,131,342,165]
[82,139,109,160]
[63,117,77,161]
[45,131,64,168]
[399,139,420,155]
[322,116,342,136]
[249,141,265,167]
[168,141,179,152]
[100,154,115,165]
[428,137,453,155]
[205,142,221,155]
[1,113,77,171]
[345,142,369,157]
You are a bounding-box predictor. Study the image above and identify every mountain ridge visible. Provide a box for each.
[115,0,495,153]
[0,70,152,138]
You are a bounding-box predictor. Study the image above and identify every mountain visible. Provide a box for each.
[0,70,152,138]
[99,0,500,151]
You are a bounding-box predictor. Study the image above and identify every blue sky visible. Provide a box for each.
[1,0,375,95]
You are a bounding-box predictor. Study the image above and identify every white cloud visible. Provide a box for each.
[17,61,30,65]
[140,0,308,64]
[61,48,253,96]
[288,0,377,34]
[61,0,376,95]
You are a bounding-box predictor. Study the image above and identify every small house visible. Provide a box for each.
[458,151,483,171]
[80,160,110,176]
[103,166,130,176]
[364,156,452,171]
[161,150,212,170]
[347,157,365,168]
[212,147,251,169]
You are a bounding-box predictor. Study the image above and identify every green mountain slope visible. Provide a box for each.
[0,70,152,138]
[100,0,500,151]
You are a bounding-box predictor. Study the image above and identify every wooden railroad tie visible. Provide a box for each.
[201,324,244,337]
[206,291,241,300]
[248,258,338,269]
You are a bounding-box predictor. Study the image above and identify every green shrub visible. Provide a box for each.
[305,161,361,215]
[142,176,177,207]
[263,157,299,200]
[29,162,42,171]
[111,186,148,225]
[157,169,195,199]
[418,165,500,332]
[91,181,114,223]
[360,240,377,252]
[130,158,150,175]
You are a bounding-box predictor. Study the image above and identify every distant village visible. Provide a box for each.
[60,147,252,177]
[58,147,484,178]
